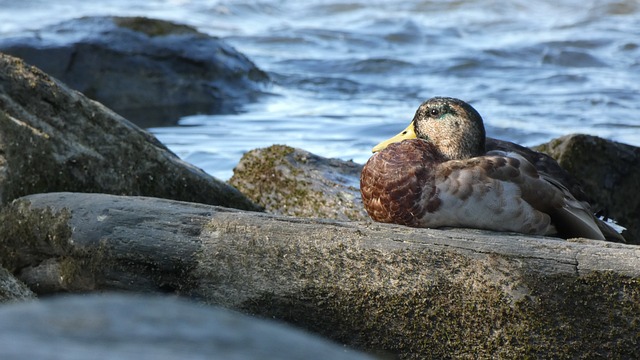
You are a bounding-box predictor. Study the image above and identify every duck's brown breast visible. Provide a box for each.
[360,139,443,226]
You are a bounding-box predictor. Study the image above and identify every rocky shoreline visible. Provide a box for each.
[1,17,639,359]
[0,16,269,127]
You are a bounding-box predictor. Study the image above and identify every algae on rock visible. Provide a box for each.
[230,145,367,221]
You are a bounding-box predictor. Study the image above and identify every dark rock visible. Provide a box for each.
[0,16,270,127]
[2,192,640,358]
[0,266,35,303]
[534,134,640,244]
[0,53,260,210]
[230,145,367,221]
[0,294,373,360]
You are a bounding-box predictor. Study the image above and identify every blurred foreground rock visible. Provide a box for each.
[1,192,639,359]
[535,134,640,244]
[0,16,269,126]
[0,266,35,303]
[0,294,372,360]
[0,53,259,210]
[230,145,366,221]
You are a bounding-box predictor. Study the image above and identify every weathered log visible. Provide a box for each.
[1,192,639,358]
[0,294,373,360]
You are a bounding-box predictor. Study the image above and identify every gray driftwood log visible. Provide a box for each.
[1,192,639,359]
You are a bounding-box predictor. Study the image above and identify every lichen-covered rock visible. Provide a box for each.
[0,294,373,360]
[0,266,35,303]
[534,134,640,244]
[0,16,269,126]
[229,145,367,221]
[0,53,260,210]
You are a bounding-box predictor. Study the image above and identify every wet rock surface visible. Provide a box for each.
[0,16,270,126]
[0,53,260,210]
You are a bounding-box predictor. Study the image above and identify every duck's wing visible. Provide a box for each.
[540,172,626,242]
[486,139,625,242]
[540,174,610,241]
[433,156,557,235]
[482,150,607,241]
[485,137,591,203]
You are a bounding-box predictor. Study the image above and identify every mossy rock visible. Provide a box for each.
[229,145,367,221]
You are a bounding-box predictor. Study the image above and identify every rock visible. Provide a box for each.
[0,16,269,127]
[534,134,640,244]
[1,192,639,358]
[0,294,373,360]
[0,53,260,211]
[229,145,367,221]
[0,266,35,303]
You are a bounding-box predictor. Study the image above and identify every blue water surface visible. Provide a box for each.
[1,0,639,180]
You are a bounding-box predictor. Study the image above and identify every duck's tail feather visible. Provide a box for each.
[553,200,605,241]
[596,218,627,243]
[542,173,625,242]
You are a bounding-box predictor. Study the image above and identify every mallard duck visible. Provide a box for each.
[360,97,625,242]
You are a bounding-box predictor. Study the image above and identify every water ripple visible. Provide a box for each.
[1,0,639,180]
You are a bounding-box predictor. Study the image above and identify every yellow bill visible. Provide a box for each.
[372,122,417,153]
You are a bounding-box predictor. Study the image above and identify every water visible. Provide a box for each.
[2,0,639,180]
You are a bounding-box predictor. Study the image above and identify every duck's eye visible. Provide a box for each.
[429,108,440,117]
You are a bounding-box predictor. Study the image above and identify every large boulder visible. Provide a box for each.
[534,134,640,244]
[1,192,639,358]
[0,294,373,360]
[0,266,35,303]
[0,53,260,210]
[229,145,367,221]
[0,16,269,126]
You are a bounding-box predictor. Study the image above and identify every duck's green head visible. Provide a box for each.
[372,97,486,160]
